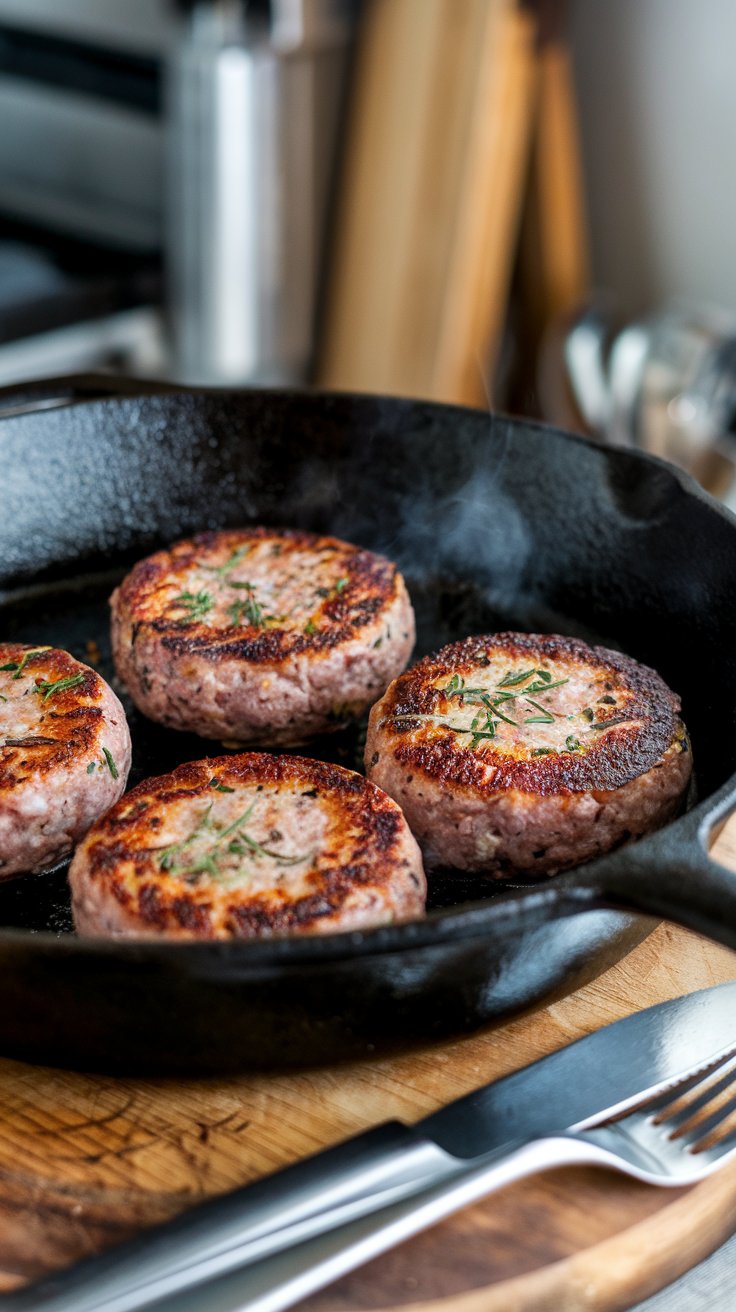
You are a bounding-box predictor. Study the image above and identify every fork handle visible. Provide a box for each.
[2,1122,451,1312]
[147,1135,608,1312]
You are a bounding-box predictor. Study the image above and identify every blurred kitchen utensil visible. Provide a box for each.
[167,0,355,385]
[561,300,736,509]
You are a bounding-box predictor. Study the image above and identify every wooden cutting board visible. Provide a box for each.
[0,831,735,1309]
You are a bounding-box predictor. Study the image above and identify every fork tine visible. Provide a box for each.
[680,1089,736,1150]
[690,1126,736,1165]
[642,1048,736,1117]
[657,1055,736,1133]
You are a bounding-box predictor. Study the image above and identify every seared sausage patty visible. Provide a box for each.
[0,644,131,878]
[365,633,692,876]
[110,528,415,746]
[69,752,426,939]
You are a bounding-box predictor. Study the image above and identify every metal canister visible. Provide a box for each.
[167,0,355,385]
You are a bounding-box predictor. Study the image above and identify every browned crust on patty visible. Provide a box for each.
[0,644,120,787]
[365,632,692,877]
[114,528,405,663]
[369,633,684,797]
[69,753,426,939]
[0,643,132,877]
[110,528,415,745]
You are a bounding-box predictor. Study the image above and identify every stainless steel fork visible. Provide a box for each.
[157,1046,736,1312]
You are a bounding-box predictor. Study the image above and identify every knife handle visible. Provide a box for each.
[4,1122,452,1312]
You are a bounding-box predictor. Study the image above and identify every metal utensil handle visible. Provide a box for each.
[4,1123,449,1312]
[152,1135,606,1312]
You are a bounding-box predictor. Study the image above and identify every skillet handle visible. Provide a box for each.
[556,793,736,951]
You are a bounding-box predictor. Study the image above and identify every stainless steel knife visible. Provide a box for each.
[8,981,736,1312]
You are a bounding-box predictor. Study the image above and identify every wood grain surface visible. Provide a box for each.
[317,0,537,406]
[0,825,734,1309]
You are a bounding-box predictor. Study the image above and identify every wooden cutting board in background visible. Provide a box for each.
[317,0,590,410]
[0,827,733,1309]
[317,0,539,407]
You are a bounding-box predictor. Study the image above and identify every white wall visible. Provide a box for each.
[570,0,736,317]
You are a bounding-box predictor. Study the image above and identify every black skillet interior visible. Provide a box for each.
[1,381,735,1074]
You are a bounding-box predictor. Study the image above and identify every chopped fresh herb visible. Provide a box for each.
[87,761,96,774]
[304,619,317,636]
[497,668,537,688]
[598,694,616,705]
[0,693,6,702]
[523,677,569,695]
[209,778,235,793]
[34,673,85,702]
[532,747,554,756]
[334,577,348,593]
[373,637,383,648]
[101,746,119,779]
[582,707,595,722]
[524,699,555,725]
[171,591,213,624]
[565,736,582,752]
[228,596,262,627]
[156,799,309,880]
[200,545,251,576]
[226,582,282,629]
[489,700,517,727]
[0,647,51,680]
[220,545,251,573]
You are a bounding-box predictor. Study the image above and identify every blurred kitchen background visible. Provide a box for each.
[2,0,736,504]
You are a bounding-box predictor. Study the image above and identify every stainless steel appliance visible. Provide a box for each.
[0,0,356,384]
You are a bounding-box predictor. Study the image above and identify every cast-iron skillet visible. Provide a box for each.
[0,378,735,1074]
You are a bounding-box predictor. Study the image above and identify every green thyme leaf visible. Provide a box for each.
[497,668,537,688]
[34,673,85,702]
[227,587,263,627]
[524,699,555,725]
[156,799,309,880]
[490,702,518,727]
[171,591,213,624]
[101,746,119,779]
[214,545,251,576]
[209,778,235,793]
[1,647,51,680]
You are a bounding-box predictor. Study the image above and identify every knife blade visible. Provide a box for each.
[8,981,736,1312]
[423,977,736,1154]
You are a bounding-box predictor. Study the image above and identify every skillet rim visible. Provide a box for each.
[1,383,734,961]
